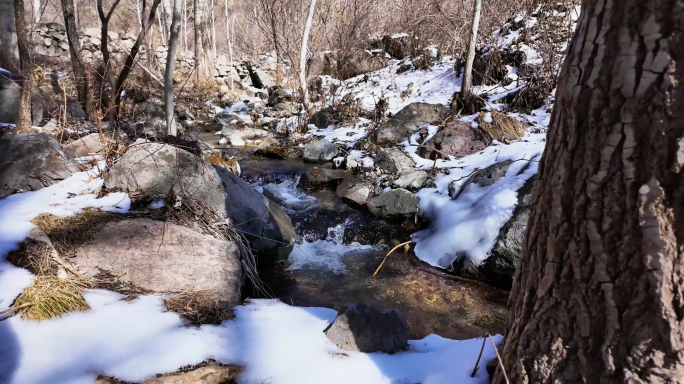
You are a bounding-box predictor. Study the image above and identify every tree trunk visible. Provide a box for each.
[299,0,316,116]
[210,0,215,59]
[224,0,232,63]
[495,1,684,383]
[0,0,19,74]
[14,0,32,131]
[459,0,480,98]
[32,0,40,24]
[61,0,89,119]
[164,0,181,136]
[193,0,213,83]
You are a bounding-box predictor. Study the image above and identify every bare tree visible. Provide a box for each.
[299,0,316,116]
[14,0,32,130]
[97,0,162,123]
[459,0,480,98]
[495,0,684,383]
[61,0,89,118]
[164,0,182,136]
[224,0,233,63]
[194,0,214,83]
[210,0,216,58]
[0,0,19,74]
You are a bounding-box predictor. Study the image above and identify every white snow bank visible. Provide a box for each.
[0,295,501,384]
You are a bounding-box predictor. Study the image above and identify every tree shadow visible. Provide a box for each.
[0,318,20,384]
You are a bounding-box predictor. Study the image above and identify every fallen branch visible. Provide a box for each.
[373,241,413,278]
[135,60,165,87]
[0,303,34,317]
[470,333,509,383]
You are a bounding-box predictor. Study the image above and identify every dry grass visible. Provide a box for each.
[204,152,241,175]
[12,275,90,321]
[164,291,235,327]
[31,208,115,257]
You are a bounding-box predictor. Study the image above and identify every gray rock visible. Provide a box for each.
[83,28,99,37]
[449,160,513,200]
[324,303,410,354]
[303,139,337,163]
[308,108,335,129]
[300,167,348,190]
[0,80,43,126]
[0,133,78,199]
[419,122,489,160]
[336,176,372,206]
[104,143,295,260]
[376,147,415,174]
[72,219,243,307]
[367,188,419,220]
[67,99,87,120]
[62,133,105,158]
[393,169,428,190]
[373,103,451,145]
[480,176,535,288]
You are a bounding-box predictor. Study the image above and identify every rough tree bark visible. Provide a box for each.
[459,0,481,98]
[97,0,162,123]
[0,0,19,74]
[299,0,317,116]
[193,0,214,83]
[14,0,32,131]
[495,1,684,383]
[61,0,89,118]
[164,0,181,136]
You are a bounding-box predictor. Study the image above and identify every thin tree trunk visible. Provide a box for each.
[182,0,186,51]
[73,0,78,29]
[164,0,181,136]
[193,0,213,83]
[14,0,32,130]
[496,1,684,383]
[299,0,316,116]
[32,0,40,23]
[61,0,89,119]
[459,0,480,98]
[210,0,215,59]
[0,0,19,74]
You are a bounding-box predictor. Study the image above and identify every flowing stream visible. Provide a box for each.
[240,155,509,340]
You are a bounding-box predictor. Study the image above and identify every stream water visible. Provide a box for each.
[239,155,509,340]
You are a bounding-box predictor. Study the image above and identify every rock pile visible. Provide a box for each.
[33,23,70,58]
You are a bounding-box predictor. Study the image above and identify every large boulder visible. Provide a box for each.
[62,133,105,158]
[300,167,348,190]
[367,188,419,220]
[324,303,410,354]
[480,176,536,288]
[308,108,335,129]
[336,176,373,206]
[373,103,451,146]
[0,133,78,199]
[303,139,337,163]
[104,143,295,260]
[73,219,243,307]
[419,122,489,160]
[449,160,513,200]
[376,147,415,174]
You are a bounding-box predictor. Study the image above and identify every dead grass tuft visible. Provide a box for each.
[477,111,526,143]
[12,275,90,321]
[451,92,486,115]
[164,291,235,326]
[31,208,115,257]
[204,152,241,175]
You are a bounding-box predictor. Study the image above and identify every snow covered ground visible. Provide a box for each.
[0,166,502,384]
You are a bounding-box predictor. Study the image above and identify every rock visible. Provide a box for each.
[419,122,489,160]
[177,106,194,120]
[62,133,105,158]
[0,133,78,199]
[254,88,268,100]
[300,167,348,189]
[367,188,419,220]
[449,160,513,200]
[104,143,295,260]
[373,103,451,145]
[303,139,337,163]
[141,365,243,384]
[336,176,372,206]
[247,66,273,89]
[477,111,526,142]
[393,169,428,190]
[72,219,243,307]
[107,31,119,40]
[324,303,410,354]
[219,85,230,95]
[44,38,52,47]
[67,99,87,120]
[480,175,536,288]
[223,127,273,146]
[267,86,292,107]
[308,108,335,129]
[376,147,415,174]
[83,28,99,37]
[381,34,412,60]
[0,80,43,126]
[253,146,295,159]
[47,31,65,41]
[332,156,346,169]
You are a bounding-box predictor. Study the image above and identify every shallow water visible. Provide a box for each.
[244,156,509,340]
